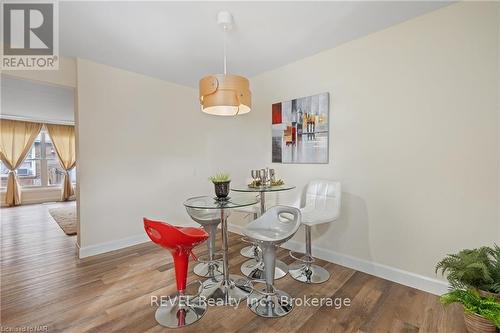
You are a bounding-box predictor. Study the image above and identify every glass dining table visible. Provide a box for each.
[184,194,259,306]
[231,184,296,214]
[231,184,296,280]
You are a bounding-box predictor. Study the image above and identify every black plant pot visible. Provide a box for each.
[213,181,230,199]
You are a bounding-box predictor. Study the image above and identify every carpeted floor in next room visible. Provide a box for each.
[48,201,77,235]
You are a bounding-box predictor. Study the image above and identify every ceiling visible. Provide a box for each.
[60,1,451,87]
[1,76,75,123]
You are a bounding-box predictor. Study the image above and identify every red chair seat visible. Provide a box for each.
[144,218,208,292]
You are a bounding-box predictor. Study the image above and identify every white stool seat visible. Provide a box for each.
[300,207,338,226]
[243,206,301,243]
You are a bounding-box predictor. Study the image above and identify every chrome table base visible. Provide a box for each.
[241,258,288,280]
[247,288,293,318]
[193,260,224,278]
[155,294,207,328]
[200,274,253,306]
[288,262,330,284]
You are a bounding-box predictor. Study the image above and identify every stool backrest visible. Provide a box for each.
[304,180,341,219]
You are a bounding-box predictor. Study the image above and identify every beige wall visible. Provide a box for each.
[76,59,265,253]
[248,2,500,284]
[498,2,500,245]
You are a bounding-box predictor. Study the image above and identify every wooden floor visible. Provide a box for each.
[1,203,466,333]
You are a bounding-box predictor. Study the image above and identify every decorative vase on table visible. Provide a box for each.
[214,181,230,199]
[209,173,231,200]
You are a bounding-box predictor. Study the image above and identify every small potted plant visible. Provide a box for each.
[436,245,500,332]
[440,289,500,333]
[436,246,500,299]
[209,173,231,200]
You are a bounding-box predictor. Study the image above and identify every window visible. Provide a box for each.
[0,128,76,188]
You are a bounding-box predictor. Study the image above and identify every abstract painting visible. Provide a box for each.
[272,92,329,164]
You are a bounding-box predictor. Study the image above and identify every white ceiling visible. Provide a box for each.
[1,76,75,123]
[60,1,451,87]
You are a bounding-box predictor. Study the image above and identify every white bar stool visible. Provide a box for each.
[243,206,301,318]
[288,180,341,284]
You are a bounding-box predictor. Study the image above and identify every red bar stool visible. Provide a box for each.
[144,218,209,328]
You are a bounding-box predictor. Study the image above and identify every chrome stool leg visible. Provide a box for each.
[193,255,224,277]
[240,212,260,258]
[240,236,259,258]
[289,225,330,284]
[155,281,207,328]
[241,258,289,280]
[241,240,288,279]
[247,243,293,318]
[194,224,223,278]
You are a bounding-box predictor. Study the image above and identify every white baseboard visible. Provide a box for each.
[79,233,150,259]
[227,223,448,296]
[77,222,448,296]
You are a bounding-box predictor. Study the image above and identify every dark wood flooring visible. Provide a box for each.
[1,203,466,332]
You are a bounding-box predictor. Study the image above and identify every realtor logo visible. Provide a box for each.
[1,1,59,70]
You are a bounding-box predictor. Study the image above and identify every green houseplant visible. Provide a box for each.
[209,173,231,199]
[436,245,500,333]
[440,289,500,333]
[436,246,500,297]
[487,244,500,296]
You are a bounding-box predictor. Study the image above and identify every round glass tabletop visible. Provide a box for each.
[231,184,296,193]
[184,195,259,209]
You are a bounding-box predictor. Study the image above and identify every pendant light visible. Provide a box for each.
[199,11,251,116]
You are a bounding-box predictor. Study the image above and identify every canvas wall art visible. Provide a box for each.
[272,92,329,164]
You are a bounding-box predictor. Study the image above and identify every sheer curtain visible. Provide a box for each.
[0,119,42,206]
[46,124,76,201]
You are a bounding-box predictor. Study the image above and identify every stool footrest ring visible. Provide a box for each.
[289,250,315,264]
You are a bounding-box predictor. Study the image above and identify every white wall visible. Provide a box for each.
[76,59,264,255]
[245,2,499,291]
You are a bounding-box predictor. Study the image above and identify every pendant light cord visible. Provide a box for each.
[223,24,238,115]
[223,25,227,75]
